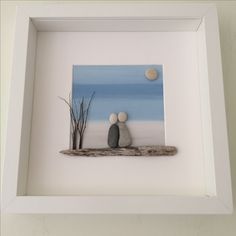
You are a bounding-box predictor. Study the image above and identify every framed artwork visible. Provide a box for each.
[2,4,232,214]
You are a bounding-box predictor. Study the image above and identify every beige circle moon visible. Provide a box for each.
[145,68,158,81]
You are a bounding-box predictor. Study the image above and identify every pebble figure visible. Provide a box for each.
[107,113,120,148]
[117,112,132,147]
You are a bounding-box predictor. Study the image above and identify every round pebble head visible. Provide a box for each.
[109,113,118,124]
[145,68,158,81]
[118,112,128,122]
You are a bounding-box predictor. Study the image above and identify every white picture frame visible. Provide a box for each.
[2,3,233,214]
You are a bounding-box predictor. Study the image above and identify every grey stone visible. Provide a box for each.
[108,124,119,148]
[118,122,132,147]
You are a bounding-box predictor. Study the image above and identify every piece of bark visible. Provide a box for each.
[60,145,177,157]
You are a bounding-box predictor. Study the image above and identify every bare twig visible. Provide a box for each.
[59,91,95,149]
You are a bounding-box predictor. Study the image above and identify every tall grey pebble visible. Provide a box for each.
[118,112,132,147]
[118,122,132,147]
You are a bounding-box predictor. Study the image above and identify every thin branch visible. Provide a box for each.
[82,92,95,135]
[78,98,84,133]
[59,96,76,133]
[59,91,95,149]
[58,96,77,124]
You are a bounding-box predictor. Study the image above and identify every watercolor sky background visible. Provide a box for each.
[72,65,164,121]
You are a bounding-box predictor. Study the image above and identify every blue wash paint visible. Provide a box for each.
[72,65,164,121]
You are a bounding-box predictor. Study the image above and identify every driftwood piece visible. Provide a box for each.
[60,145,177,157]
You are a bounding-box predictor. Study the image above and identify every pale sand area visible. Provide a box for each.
[80,121,165,148]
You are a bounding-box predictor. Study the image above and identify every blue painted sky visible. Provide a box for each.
[72,65,164,121]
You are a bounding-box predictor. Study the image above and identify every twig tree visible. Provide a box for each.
[59,92,95,149]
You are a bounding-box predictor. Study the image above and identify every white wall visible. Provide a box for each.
[1,1,236,236]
